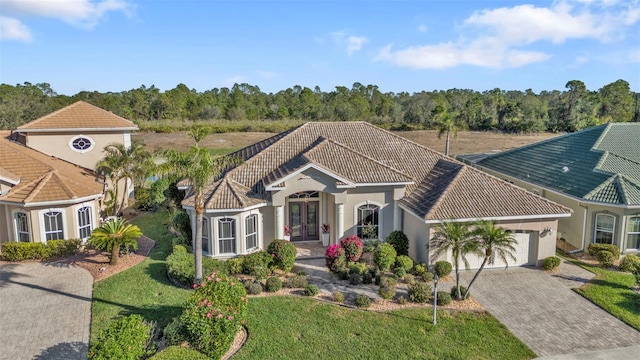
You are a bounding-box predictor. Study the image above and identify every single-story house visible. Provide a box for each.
[458,123,640,255]
[0,101,137,247]
[181,122,572,268]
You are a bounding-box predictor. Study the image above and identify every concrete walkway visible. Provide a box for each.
[459,261,640,357]
[0,262,93,360]
[537,345,640,360]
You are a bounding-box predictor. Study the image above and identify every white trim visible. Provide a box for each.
[74,203,95,240]
[626,216,640,251]
[182,203,267,213]
[202,217,211,255]
[17,127,138,133]
[0,175,20,186]
[244,213,260,252]
[594,213,616,245]
[422,213,572,224]
[353,201,383,240]
[11,209,31,242]
[265,163,355,191]
[0,194,103,208]
[214,215,239,256]
[38,208,67,243]
[336,181,414,188]
[68,135,95,154]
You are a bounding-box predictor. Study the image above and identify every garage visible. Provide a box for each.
[447,232,536,270]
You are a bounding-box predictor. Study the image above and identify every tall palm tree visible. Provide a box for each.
[465,221,517,299]
[159,126,240,284]
[435,111,460,156]
[89,218,142,265]
[429,220,475,300]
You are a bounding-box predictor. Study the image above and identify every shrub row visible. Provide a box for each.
[588,243,620,259]
[1,239,81,261]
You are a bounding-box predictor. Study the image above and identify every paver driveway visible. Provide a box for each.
[0,262,92,360]
[460,264,640,357]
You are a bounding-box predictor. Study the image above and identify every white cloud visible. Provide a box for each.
[330,30,368,55]
[376,0,640,69]
[0,16,32,42]
[417,24,428,33]
[1,0,131,42]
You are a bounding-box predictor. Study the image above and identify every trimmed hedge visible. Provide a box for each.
[619,254,640,273]
[266,240,297,272]
[542,256,561,271]
[588,243,620,259]
[597,250,615,268]
[89,315,156,360]
[434,261,453,278]
[1,239,80,261]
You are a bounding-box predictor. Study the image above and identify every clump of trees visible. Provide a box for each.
[1,79,637,133]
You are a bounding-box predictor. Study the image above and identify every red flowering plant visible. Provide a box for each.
[182,272,248,359]
[284,225,291,236]
[321,223,330,234]
[340,235,363,262]
[325,243,346,272]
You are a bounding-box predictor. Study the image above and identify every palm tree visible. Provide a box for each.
[435,111,460,156]
[429,220,475,300]
[89,218,142,265]
[464,221,517,299]
[159,126,241,284]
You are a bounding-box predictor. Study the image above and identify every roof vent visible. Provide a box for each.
[561,166,569,173]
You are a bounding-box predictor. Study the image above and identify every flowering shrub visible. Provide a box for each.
[325,244,346,272]
[266,239,297,272]
[284,225,291,236]
[181,272,248,359]
[340,235,363,262]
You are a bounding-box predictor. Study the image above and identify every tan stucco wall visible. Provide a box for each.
[403,211,431,263]
[24,131,131,170]
[197,207,269,258]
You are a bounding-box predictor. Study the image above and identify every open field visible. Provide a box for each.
[134,129,559,156]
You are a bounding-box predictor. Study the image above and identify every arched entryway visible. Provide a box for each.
[288,191,320,242]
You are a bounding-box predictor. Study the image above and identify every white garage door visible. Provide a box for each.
[447,232,534,270]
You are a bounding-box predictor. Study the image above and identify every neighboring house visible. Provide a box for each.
[459,123,640,255]
[0,101,138,247]
[181,122,571,267]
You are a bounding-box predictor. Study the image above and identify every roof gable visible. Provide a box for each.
[17,101,138,131]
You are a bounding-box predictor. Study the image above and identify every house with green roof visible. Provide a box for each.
[459,123,640,255]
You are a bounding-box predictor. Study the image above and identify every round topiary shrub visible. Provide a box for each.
[284,274,308,288]
[435,291,452,306]
[349,273,363,285]
[267,239,297,272]
[543,256,561,271]
[374,243,397,271]
[332,291,345,303]
[408,282,432,303]
[394,255,414,272]
[182,272,248,359]
[403,273,416,285]
[413,263,428,277]
[89,315,156,360]
[362,272,373,284]
[386,230,409,256]
[434,261,453,277]
[450,285,469,299]
[597,250,615,268]
[354,294,372,308]
[245,281,263,295]
[422,271,434,282]
[265,276,283,292]
[379,277,397,300]
[303,284,319,296]
[325,244,347,272]
[340,235,364,262]
[619,254,640,273]
[394,268,406,278]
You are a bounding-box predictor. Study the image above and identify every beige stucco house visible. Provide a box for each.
[182,122,571,268]
[459,123,640,256]
[0,101,138,248]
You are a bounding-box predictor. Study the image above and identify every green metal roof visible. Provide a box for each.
[475,123,640,205]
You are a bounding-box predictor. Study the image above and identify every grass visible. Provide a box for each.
[565,257,640,331]
[208,147,241,156]
[90,211,189,342]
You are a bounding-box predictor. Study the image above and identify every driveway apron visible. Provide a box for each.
[0,262,93,360]
[460,263,640,357]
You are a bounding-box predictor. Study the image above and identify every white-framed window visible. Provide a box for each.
[43,211,65,241]
[245,214,258,251]
[218,217,236,254]
[77,206,93,240]
[14,211,31,242]
[68,135,95,153]
[356,203,381,240]
[627,216,640,250]
[594,213,615,245]
[202,218,210,254]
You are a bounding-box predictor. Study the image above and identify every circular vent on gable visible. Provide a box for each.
[69,135,95,153]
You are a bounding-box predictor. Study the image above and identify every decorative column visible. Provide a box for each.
[275,206,284,239]
[336,203,344,241]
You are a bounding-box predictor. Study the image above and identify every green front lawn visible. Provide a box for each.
[91,211,189,342]
[567,258,640,331]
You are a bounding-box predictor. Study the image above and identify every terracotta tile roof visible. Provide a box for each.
[189,122,571,221]
[0,135,103,204]
[17,101,138,131]
[182,178,265,210]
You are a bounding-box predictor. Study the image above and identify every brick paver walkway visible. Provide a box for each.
[0,262,92,360]
[460,263,640,357]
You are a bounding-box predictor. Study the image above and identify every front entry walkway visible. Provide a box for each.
[0,262,93,360]
[459,261,640,357]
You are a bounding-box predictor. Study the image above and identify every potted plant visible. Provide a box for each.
[321,223,330,246]
[283,225,291,241]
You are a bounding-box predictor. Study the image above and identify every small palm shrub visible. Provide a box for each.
[325,244,347,272]
[267,239,297,272]
[386,230,409,256]
[588,243,620,258]
[265,276,282,292]
[284,274,308,288]
[379,277,397,300]
[543,256,561,271]
[408,282,432,303]
[163,317,186,346]
[597,250,615,268]
[242,251,273,280]
[303,284,319,296]
[182,272,248,359]
[403,273,416,285]
[394,255,414,272]
[435,291,452,306]
[89,315,156,360]
[374,243,397,271]
[412,263,428,277]
[619,254,640,273]
[340,235,364,262]
[244,281,263,295]
[434,261,452,277]
[332,291,345,303]
[354,294,372,308]
[226,258,244,275]
[451,286,469,299]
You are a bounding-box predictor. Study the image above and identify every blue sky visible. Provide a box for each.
[1,0,639,95]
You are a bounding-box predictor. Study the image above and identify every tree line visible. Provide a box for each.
[1,79,637,133]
